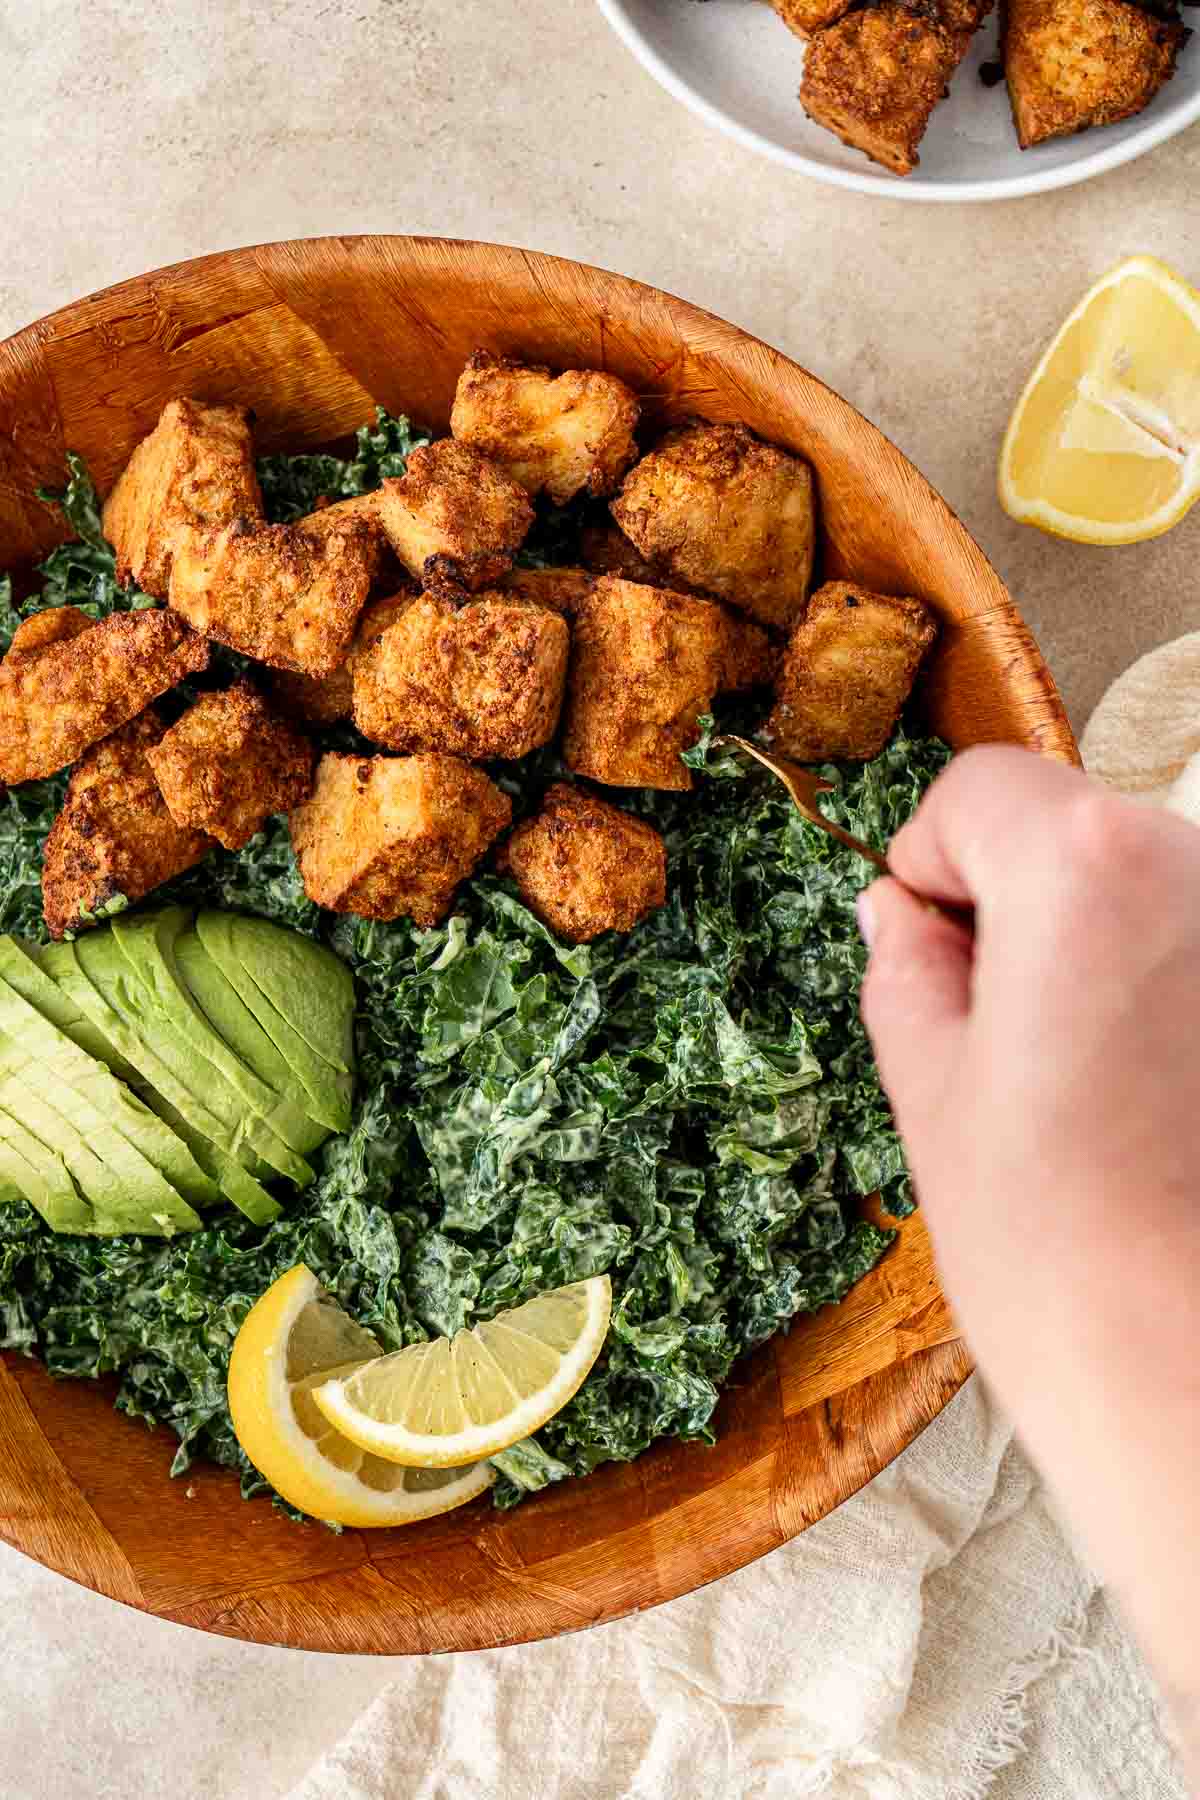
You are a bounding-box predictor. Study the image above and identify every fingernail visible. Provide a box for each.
[856,890,876,949]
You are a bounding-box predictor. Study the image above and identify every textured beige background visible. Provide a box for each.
[2,0,1198,1794]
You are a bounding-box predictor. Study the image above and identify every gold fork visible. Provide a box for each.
[714,734,973,931]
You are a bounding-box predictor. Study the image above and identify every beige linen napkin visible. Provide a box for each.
[288,637,1199,1800]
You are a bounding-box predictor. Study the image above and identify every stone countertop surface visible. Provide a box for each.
[2,0,1197,1794]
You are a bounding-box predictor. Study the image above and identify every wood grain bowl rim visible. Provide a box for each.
[0,237,1075,1655]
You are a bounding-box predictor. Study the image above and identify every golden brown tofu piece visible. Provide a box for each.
[611,423,815,630]
[267,590,417,727]
[168,504,380,677]
[766,581,937,762]
[718,611,776,693]
[146,680,313,851]
[771,0,855,37]
[353,593,569,761]
[374,440,534,595]
[561,577,733,792]
[289,751,511,925]
[498,782,667,944]
[0,607,209,786]
[101,399,262,598]
[450,351,640,505]
[1005,0,1183,147]
[579,522,674,588]
[41,710,214,938]
[498,564,595,614]
[800,5,969,176]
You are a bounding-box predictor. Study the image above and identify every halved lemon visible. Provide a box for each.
[999,255,1200,545]
[312,1275,612,1467]
[227,1265,494,1527]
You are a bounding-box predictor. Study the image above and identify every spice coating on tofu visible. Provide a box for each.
[268,590,417,727]
[41,710,214,939]
[289,752,512,925]
[374,440,534,594]
[498,782,667,944]
[451,351,641,505]
[168,505,380,677]
[770,0,856,38]
[562,577,731,792]
[767,581,937,763]
[0,606,209,786]
[146,681,314,851]
[800,5,972,176]
[611,423,815,631]
[353,593,570,761]
[1004,0,1184,147]
[102,398,263,598]
[498,564,595,615]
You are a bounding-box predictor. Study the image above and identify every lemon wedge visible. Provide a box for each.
[311,1275,612,1468]
[999,254,1200,545]
[227,1264,494,1527]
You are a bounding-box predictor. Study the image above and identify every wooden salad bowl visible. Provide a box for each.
[0,237,1077,1655]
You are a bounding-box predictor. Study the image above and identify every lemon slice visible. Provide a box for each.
[312,1275,612,1467]
[999,254,1200,545]
[227,1265,494,1527]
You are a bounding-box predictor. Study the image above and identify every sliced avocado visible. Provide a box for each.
[0,971,202,1235]
[0,940,217,1212]
[174,927,329,1157]
[95,908,314,1187]
[40,937,282,1226]
[196,912,353,1132]
[23,941,143,1085]
[229,914,355,1075]
[0,1100,93,1233]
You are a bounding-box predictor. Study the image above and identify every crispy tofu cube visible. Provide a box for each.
[374,440,534,594]
[718,611,776,694]
[353,593,569,760]
[41,710,214,938]
[267,590,416,727]
[101,399,262,598]
[168,503,380,676]
[579,522,674,587]
[0,606,209,785]
[1005,0,1183,147]
[771,0,855,37]
[499,565,595,614]
[498,782,667,943]
[561,577,732,792]
[800,5,969,176]
[767,580,937,762]
[289,751,512,925]
[611,423,815,630]
[146,680,313,851]
[450,351,640,504]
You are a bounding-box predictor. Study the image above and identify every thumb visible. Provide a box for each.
[858,878,972,1135]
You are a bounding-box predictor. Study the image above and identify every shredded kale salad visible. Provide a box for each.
[0,415,950,1511]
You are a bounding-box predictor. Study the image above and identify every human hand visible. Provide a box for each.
[858,746,1200,1776]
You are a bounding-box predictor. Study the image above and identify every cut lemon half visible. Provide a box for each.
[312,1275,612,1467]
[227,1264,494,1527]
[999,255,1200,545]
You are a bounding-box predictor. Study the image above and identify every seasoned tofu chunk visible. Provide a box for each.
[450,351,640,504]
[0,606,209,785]
[289,751,511,925]
[718,611,775,694]
[499,565,594,614]
[41,710,214,938]
[268,590,416,727]
[766,581,937,762]
[562,577,731,792]
[770,0,855,38]
[800,4,972,176]
[611,423,815,630]
[498,782,667,944]
[353,593,569,760]
[580,522,684,590]
[1005,0,1184,147]
[374,440,534,594]
[102,398,262,598]
[146,680,313,851]
[168,503,380,676]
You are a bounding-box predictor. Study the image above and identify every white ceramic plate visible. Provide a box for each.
[597,0,1200,201]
